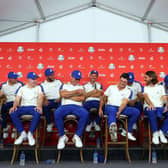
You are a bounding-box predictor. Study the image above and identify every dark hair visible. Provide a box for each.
[145,71,158,84]
[120,73,129,81]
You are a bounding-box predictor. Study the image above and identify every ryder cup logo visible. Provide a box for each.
[17,72,23,78]
[108,63,115,70]
[37,63,44,70]
[17,46,24,53]
[88,46,95,53]
[158,47,164,53]
[128,54,135,61]
[160,72,166,78]
[58,55,64,61]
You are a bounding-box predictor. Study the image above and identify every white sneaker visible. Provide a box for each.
[152,131,159,145]
[27,132,35,146]
[85,123,92,132]
[14,131,27,145]
[93,121,101,131]
[46,123,54,132]
[159,130,168,144]
[72,134,83,148]
[128,132,136,141]
[109,123,117,142]
[121,129,136,141]
[57,135,68,150]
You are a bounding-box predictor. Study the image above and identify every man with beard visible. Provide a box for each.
[143,71,168,145]
[40,68,63,132]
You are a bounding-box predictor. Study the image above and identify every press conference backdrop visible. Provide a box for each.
[0,43,167,88]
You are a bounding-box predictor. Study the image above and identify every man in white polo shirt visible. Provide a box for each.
[9,72,44,146]
[54,70,89,150]
[99,73,140,141]
[143,71,168,145]
[41,68,62,132]
[0,72,23,139]
[84,70,103,132]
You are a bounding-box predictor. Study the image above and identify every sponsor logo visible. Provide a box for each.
[47,56,54,60]
[98,48,106,52]
[118,65,126,68]
[27,56,34,60]
[128,48,134,52]
[80,56,84,61]
[150,56,154,61]
[140,65,144,69]
[90,56,94,60]
[109,48,113,52]
[90,65,94,68]
[38,48,43,52]
[68,57,75,60]
[49,48,53,52]
[99,74,106,77]
[8,56,12,60]
[138,57,146,60]
[160,65,164,68]
[78,65,85,69]
[118,56,125,61]
[37,63,44,70]
[110,73,114,78]
[18,64,22,69]
[98,56,105,60]
[119,48,123,52]
[0,57,4,60]
[130,65,134,69]
[69,65,73,68]
[6,64,13,69]
[18,56,22,60]
[78,48,84,52]
[98,65,105,69]
[148,48,154,52]
[59,65,63,69]
[58,48,64,52]
[27,48,35,52]
[39,56,43,60]
[69,48,73,52]
[7,48,13,52]
[110,56,113,60]
[160,56,164,60]
[139,48,143,52]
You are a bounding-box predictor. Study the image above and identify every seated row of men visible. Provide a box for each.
[0,69,168,150]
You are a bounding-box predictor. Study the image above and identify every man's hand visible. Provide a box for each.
[9,107,17,114]
[99,109,104,118]
[116,111,121,118]
[146,105,155,111]
[76,89,85,95]
[163,106,168,113]
[35,106,42,114]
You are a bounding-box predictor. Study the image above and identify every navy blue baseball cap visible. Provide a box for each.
[27,72,39,80]
[8,72,18,79]
[90,70,99,76]
[127,72,134,83]
[71,70,82,80]
[45,68,54,76]
[164,75,168,86]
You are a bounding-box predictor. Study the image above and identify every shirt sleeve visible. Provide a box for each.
[104,86,111,97]
[16,87,23,97]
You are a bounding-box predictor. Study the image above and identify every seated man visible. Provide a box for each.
[0,72,23,139]
[9,72,44,146]
[84,70,103,132]
[99,73,140,141]
[54,70,89,150]
[143,71,168,145]
[40,68,62,132]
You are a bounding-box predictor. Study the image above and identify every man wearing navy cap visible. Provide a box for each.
[0,72,23,140]
[126,72,143,131]
[40,68,63,132]
[84,70,103,132]
[54,70,88,150]
[9,72,44,146]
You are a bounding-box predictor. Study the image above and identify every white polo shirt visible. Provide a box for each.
[84,81,103,102]
[159,81,168,95]
[1,81,23,103]
[127,81,143,100]
[144,84,166,108]
[16,85,43,106]
[61,82,84,106]
[104,85,132,106]
[41,79,62,100]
